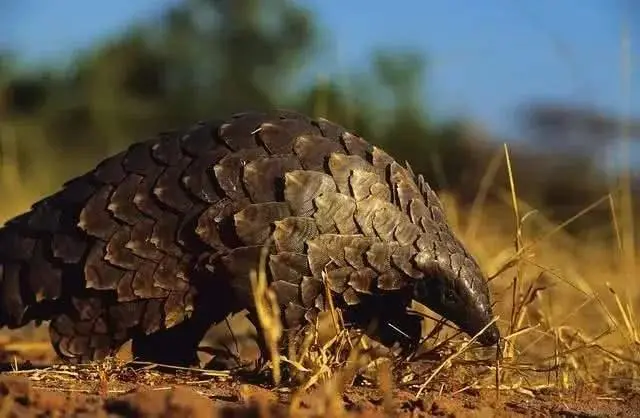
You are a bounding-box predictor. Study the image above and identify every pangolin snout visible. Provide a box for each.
[477,322,501,346]
[413,249,501,347]
[452,296,501,347]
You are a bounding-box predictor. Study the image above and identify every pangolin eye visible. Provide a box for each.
[443,288,456,304]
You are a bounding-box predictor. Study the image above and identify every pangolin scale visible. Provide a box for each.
[0,110,499,368]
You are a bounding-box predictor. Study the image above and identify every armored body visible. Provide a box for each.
[0,110,499,368]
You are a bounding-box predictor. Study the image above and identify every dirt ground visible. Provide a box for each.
[1,364,637,418]
[1,331,638,418]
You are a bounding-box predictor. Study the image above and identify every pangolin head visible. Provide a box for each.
[412,240,500,347]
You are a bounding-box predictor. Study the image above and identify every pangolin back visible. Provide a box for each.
[0,110,499,366]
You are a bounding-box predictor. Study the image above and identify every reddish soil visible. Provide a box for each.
[0,331,637,417]
[0,368,637,418]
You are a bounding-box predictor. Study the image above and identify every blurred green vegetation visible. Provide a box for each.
[0,0,635,241]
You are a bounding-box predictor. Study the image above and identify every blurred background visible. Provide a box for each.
[1,0,640,374]
[0,0,638,252]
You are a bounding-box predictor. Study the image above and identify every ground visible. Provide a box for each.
[1,329,637,418]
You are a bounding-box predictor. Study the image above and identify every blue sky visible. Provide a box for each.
[2,0,638,147]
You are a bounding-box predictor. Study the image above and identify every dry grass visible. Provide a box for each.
[0,9,637,414]
[0,121,638,415]
[223,139,640,408]
[438,145,640,398]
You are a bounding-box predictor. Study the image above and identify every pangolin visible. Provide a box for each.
[0,110,500,368]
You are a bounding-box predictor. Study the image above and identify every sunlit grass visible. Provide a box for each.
[0,82,637,413]
[0,124,51,220]
[237,132,640,403]
[3,113,640,373]
[440,145,640,395]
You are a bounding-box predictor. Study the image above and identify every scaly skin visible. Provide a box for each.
[0,110,499,368]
